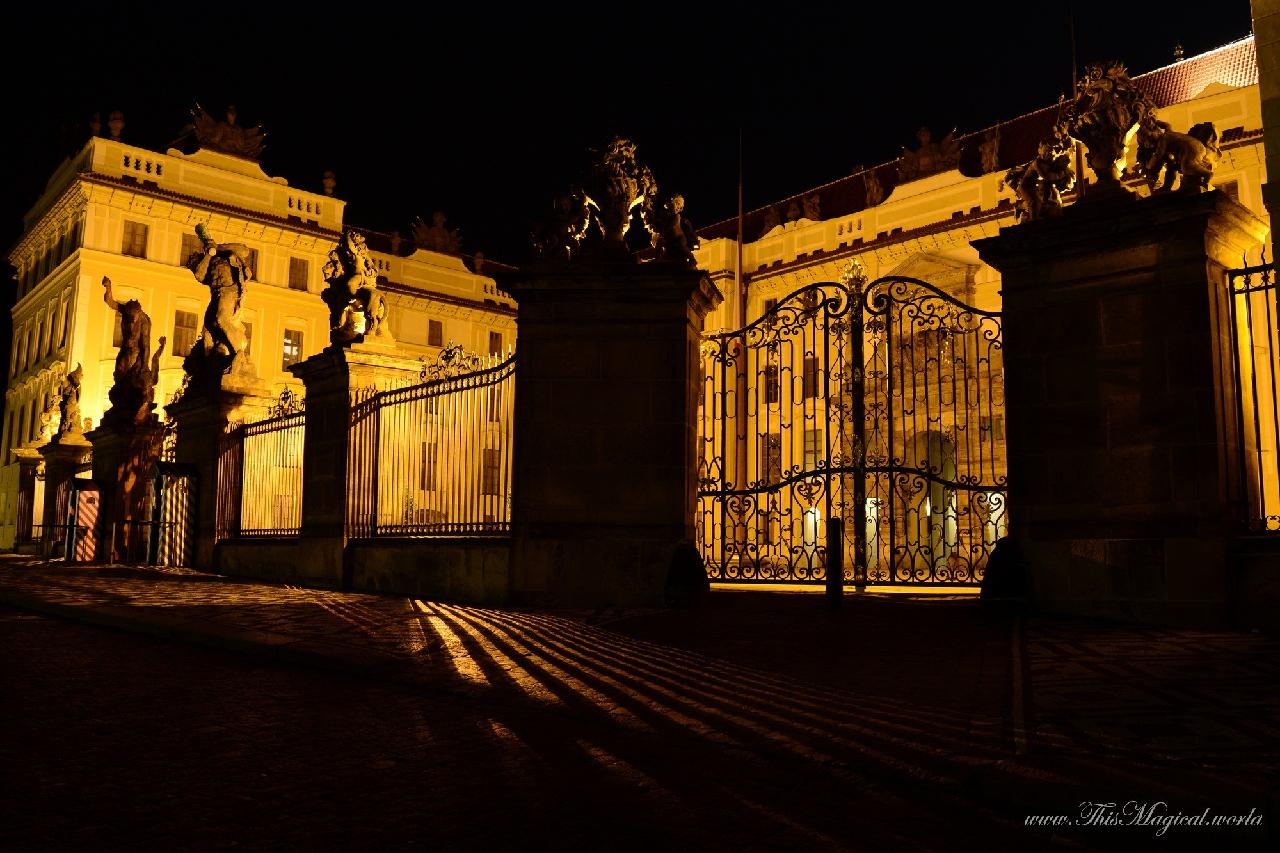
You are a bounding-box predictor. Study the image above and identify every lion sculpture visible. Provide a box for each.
[1134,119,1219,193]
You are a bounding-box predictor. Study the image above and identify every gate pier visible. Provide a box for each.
[166,372,273,570]
[504,265,722,607]
[975,190,1267,624]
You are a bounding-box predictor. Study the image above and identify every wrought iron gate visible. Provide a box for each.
[696,268,1007,585]
[149,462,196,567]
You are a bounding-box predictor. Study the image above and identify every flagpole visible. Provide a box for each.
[1070,4,1085,198]
[737,127,746,328]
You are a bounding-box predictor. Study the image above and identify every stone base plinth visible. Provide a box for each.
[975,190,1268,625]
[86,422,166,563]
[166,373,274,570]
[37,434,92,556]
[503,264,722,607]
[289,342,424,588]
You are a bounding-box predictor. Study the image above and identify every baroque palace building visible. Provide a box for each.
[696,35,1265,333]
[0,129,516,549]
[0,37,1267,566]
[689,35,1267,582]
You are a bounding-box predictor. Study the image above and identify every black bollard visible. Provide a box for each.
[826,517,844,608]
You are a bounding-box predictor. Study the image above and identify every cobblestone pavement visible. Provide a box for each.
[1,557,1277,850]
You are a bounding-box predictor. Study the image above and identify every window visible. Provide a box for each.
[761,433,782,484]
[288,257,309,291]
[428,319,443,348]
[121,220,148,258]
[420,442,437,491]
[488,331,503,356]
[180,233,203,266]
[242,322,253,357]
[488,386,502,422]
[58,301,69,348]
[804,428,823,470]
[764,364,780,405]
[172,310,199,358]
[979,415,1005,441]
[761,297,779,329]
[762,502,777,545]
[112,312,124,348]
[282,329,304,369]
[245,248,259,280]
[482,448,502,495]
[802,357,819,399]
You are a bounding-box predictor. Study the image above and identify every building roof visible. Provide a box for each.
[700,35,1259,242]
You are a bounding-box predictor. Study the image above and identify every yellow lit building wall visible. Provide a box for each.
[1,137,515,548]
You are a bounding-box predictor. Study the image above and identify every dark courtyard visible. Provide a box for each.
[1,559,1276,850]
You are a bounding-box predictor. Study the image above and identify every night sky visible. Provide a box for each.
[0,2,1257,269]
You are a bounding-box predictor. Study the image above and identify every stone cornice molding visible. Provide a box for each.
[381,278,518,321]
[6,360,66,398]
[750,207,1013,290]
[12,254,78,320]
[8,183,89,267]
[78,173,341,245]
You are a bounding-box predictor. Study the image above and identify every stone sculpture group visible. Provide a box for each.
[533,136,700,266]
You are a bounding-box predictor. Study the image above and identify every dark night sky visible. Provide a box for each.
[0,1,1257,267]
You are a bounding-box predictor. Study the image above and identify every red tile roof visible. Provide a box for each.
[701,35,1259,242]
[1137,37,1258,107]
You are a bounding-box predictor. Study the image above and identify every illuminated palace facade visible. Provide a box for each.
[0,38,1268,575]
[1,136,516,549]
[690,36,1267,582]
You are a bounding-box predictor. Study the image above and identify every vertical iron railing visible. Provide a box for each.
[217,408,306,539]
[1224,260,1280,531]
[348,353,515,538]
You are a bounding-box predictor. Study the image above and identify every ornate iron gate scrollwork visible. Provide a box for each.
[696,270,1007,585]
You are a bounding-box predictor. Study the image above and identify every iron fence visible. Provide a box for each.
[1224,260,1280,531]
[217,408,306,539]
[348,353,515,538]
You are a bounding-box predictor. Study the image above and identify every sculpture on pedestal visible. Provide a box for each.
[101,277,166,428]
[1004,126,1075,222]
[760,206,781,236]
[1065,63,1155,194]
[322,229,390,345]
[898,127,962,182]
[411,212,462,254]
[649,194,700,267]
[183,224,252,381]
[583,137,657,253]
[533,189,593,261]
[190,104,265,160]
[1133,118,1220,193]
[533,137,699,266]
[54,364,84,440]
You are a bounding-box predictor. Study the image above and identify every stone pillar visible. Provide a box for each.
[86,421,167,563]
[974,190,1268,624]
[289,343,423,587]
[12,448,40,546]
[37,434,92,554]
[502,265,723,607]
[165,374,272,570]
